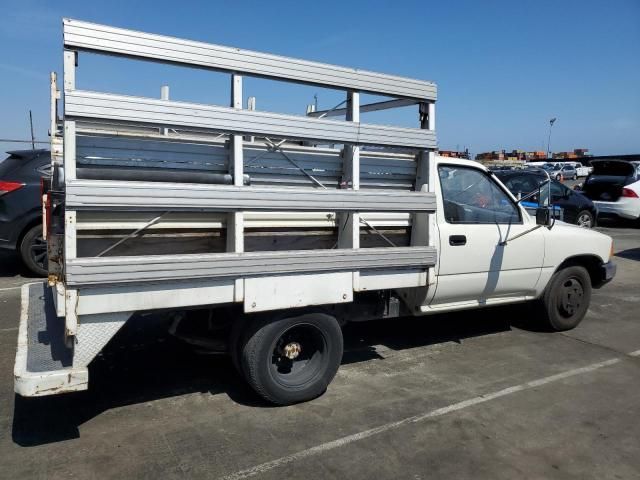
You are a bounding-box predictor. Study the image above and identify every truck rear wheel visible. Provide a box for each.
[239,312,343,405]
[539,266,592,331]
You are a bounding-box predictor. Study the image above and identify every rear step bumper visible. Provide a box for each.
[14,282,88,397]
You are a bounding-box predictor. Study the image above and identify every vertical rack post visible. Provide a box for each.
[246,96,256,143]
[63,49,78,337]
[227,73,244,252]
[228,74,245,302]
[160,85,170,136]
[411,101,435,248]
[49,72,61,151]
[63,50,76,181]
[49,71,63,180]
[337,90,360,249]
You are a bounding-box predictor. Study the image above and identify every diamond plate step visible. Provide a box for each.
[14,282,88,397]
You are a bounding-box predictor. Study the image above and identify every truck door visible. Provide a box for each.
[431,164,544,307]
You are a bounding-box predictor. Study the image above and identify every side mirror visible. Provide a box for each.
[536,207,552,226]
[535,179,553,228]
[536,179,551,207]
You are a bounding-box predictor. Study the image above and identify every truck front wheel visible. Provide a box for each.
[239,312,343,405]
[539,266,592,331]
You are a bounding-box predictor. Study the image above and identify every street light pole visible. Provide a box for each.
[29,110,35,150]
[546,117,557,159]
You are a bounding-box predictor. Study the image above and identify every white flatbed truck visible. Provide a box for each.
[15,19,616,405]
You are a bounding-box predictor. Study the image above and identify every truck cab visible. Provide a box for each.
[422,157,614,317]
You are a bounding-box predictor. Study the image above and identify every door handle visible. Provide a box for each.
[449,235,467,246]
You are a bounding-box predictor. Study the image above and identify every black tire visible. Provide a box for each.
[576,210,594,228]
[240,312,343,405]
[539,266,591,331]
[19,224,47,277]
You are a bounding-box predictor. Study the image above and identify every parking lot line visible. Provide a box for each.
[0,286,23,292]
[220,356,625,480]
[0,281,38,292]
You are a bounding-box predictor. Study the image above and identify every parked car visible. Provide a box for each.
[579,160,640,222]
[542,163,562,180]
[564,161,592,178]
[494,169,597,227]
[562,164,578,180]
[542,163,577,181]
[0,149,50,275]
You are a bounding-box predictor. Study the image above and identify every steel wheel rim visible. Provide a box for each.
[557,277,584,318]
[577,213,592,228]
[268,323,328,388]
[30,234,47,270]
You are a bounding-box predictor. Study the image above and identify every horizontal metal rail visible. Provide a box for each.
[65,179,436,211]
[65,91,437,149]
[65,247,437,286]
[63,18,437,101]
[307,99,418,118]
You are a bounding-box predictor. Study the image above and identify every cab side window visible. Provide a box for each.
[438,165,521,224]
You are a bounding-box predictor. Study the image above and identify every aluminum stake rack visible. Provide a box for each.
[16,18,438,395]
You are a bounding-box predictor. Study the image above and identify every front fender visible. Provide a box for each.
[535,223,614,295]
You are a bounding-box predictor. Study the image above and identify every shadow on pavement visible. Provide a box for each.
[615,248,640,261]
[11,303,542,447]
[597,216,639,229]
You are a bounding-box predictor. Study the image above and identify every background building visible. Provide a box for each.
[475,148,591,163]
[438,149,471,160]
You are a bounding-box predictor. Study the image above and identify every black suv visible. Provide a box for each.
[0,149,50,275]
[494,169,597,228]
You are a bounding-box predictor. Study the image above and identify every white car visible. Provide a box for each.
[564,161,592,177]
[581,160,640,221]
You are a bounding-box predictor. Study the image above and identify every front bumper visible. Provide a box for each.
[595,261,616,288]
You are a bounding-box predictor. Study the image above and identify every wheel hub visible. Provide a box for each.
[560,279,584,316]
[282,341,302,360]
[577,214,591,228]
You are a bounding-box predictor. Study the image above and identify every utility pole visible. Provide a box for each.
[546,117,556,159]
[29,110,35,149]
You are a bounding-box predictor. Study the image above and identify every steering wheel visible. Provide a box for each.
[473,192,490,208]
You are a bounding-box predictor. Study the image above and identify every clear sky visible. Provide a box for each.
[0,0,638,157]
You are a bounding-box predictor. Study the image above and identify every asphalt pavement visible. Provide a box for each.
[0,220,639,479]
